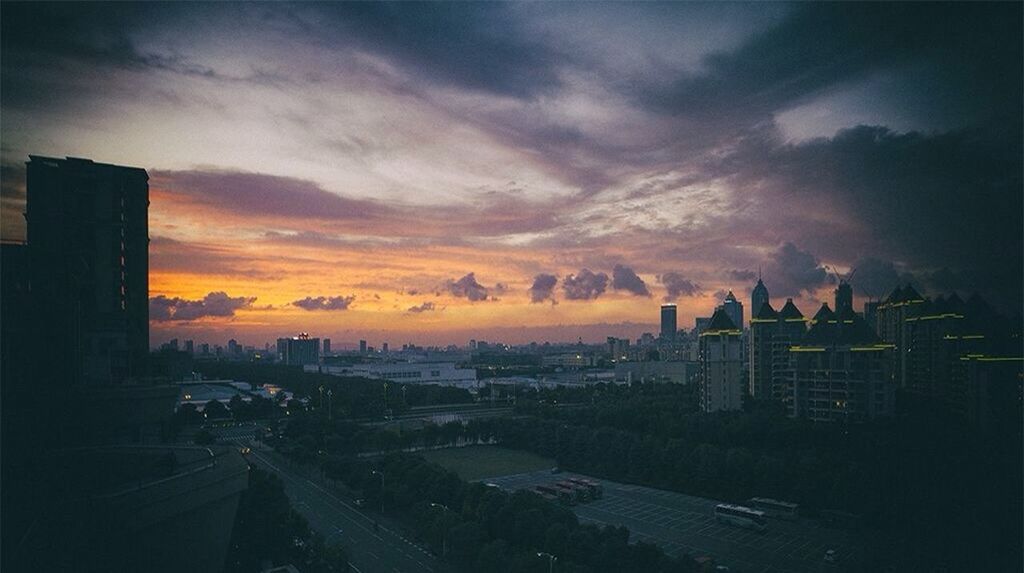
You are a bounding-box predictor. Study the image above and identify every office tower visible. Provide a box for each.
[834,280,853,313]
[788,306,894,421]
[359,339,367,354]
[748,301,778,399]
[25,155,149,385]
[323,338,331,356]
[227,339,239,356]
[276,333,320,365]
[719,290,744,330]
[382,342,389,353]
[660,304,678,343]
[698,309,744,412]
[751,277,769,317]
[184,340,194,354]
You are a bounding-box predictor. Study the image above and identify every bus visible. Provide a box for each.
[747,497,799,520]
[567,478,604,499]
[536,484,574,506]
[556,481,590,502]
[714,504,767,531]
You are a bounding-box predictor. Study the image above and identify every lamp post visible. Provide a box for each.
[537,552,557,573]
[430,503,449,557]
[372,470,384,514]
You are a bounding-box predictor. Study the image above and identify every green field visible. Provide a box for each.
[420,446,555,481]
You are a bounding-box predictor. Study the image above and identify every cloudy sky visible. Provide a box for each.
[2,2,1021,347]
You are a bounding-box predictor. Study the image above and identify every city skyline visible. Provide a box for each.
[2,3,1021,347]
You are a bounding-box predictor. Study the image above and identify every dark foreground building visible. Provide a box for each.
[2,156,247,573]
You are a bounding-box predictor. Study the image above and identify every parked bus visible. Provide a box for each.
[747,497,799,520]
[714,504,767,531]
[536,484,574,506]
[567,478,603,499]
[553,483,584,503]
[556,481,590,502]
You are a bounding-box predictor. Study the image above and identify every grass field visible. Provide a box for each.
[420,446,555,481]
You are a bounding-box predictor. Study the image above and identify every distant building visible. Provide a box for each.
[834,281,853,314]
[359,339,367,354]
[277,333,320,366]
[751,277,769,317]
[699,309,744,412]
[616,360,698,385]
[310,362,477,389]
[322,338,331,356]
[24,155,150,385]
[772,299,808,404]
[875,284,926,387]
[660,304,678,343]
[184,340,194,355]
[607,336,631,361]
[718,290,744,330]
[382,342,389,353]
[749,301,779,400]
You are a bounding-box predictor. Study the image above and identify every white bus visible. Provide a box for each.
[747,497,799,520]
[714,504,767,531]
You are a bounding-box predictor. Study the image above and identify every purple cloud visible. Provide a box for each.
[407,301,436,313]
[563,268,609,300]
[529,273,558,303]
[445,272,490,301]
[292,295,356,311]
[611,264,650,297]
[659,272,701,301]
[150,291,256,321]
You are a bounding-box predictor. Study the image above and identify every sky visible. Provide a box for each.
[2,2,1021,348]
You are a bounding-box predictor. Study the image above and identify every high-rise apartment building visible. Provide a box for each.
[751,278,769,317]
[25,156,149,385]
[698,309,744,412]
[277,333,320,365]
[718,290,744,330]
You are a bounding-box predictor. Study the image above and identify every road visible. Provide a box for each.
[484,470,860,573]
[219,432,438,573]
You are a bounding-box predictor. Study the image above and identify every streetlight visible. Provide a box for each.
[430,503,449,557]
[372,470,385,514]
[537,552,557,573]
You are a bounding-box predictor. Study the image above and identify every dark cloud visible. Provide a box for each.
[445,273,489,302]
[728,269,756,282]
[765,242,829,298]
[659,272,701,301]
[150,291,256,322]
[849,258,912,300]
[323,3,562,99]
[528,273,558,304]
[292,295,356,311]
[611,264,650,297]
[562,269,609,300]
[406,301,436,313]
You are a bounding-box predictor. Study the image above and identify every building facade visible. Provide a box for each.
[25,156,150,385]
[660,304,678,343]
[699,309,744,412]
[277,333,320,365]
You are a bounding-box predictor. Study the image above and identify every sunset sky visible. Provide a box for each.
[2,2,1021,348]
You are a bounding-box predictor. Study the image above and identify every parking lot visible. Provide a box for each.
[483,470,860,573]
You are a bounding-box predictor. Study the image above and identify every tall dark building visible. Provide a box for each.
[25,156,150,385]
[278,333,320,365]
[323,338,331,356]
[751,277,769,317]
[718,290,744,330]
[660,303,678,343]
[834,280,853,313]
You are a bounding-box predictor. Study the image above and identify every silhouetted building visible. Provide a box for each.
[699,309,744,412]
[787,305,895,421]
[751,277,769,317]
[660,303,678,343]
[749,296,809,402]
[773,299,808,405]
[25,155,150,385]
[322,338,331,356]
[749,301,778,399]
[359,339,367,354]
[863,300,880,331]
[835,280,853,314]
[718,290,744,330]
[277,333,320,365]
[184,339,194,354]
[875,284,925,387]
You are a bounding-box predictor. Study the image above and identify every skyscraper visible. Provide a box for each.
[323,338,331,356]
[698,309,744,412]
[751,277,769,317]
[718,290,744,330]
[277,333,320,365]
[660,304,678,343]
[25,156,149,385]
[359,339,367,354]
